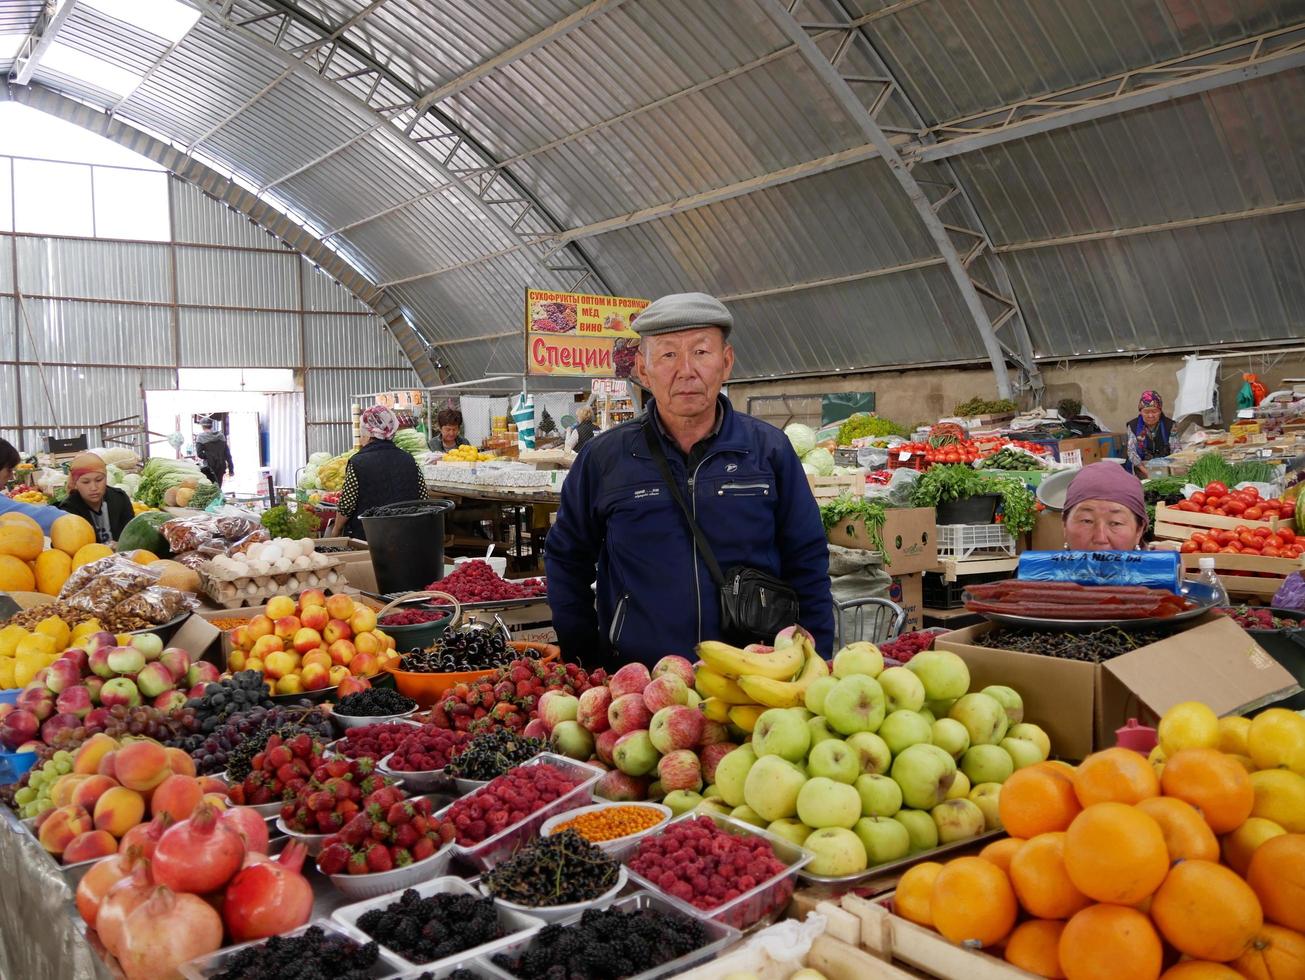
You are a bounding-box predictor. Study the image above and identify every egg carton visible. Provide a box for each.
[198,560,345,609]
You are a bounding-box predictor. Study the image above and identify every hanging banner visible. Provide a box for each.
[525,288,648,378]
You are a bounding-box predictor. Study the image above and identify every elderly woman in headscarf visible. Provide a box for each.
[1126,390,1175,478]
[1061,462,1151,552]
[58,452,134,543]
[330,406,427,540]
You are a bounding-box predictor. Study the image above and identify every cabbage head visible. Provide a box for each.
[802,447,835,477]
[308,452,332,465]
[785,423,817,457]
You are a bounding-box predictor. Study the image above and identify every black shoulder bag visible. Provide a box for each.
[643,424,800,645]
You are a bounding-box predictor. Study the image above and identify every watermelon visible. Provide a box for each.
[117,511,173,558]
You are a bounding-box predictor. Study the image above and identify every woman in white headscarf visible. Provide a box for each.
[330,406,427,539]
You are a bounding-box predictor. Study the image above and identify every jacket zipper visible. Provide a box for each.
[717,481,770,496]
[688,449,730,644]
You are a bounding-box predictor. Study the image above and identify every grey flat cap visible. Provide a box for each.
[632,292,733,339]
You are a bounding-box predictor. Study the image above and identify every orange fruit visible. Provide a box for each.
[999,765,1083,839]
[1059,904,1163,980]
[1159,963,1242,979]
[1063,802,1169,905]
[1160,748,1254,834]
[1009,832,1092,920]
[929,856,1017,948]
[1233,924,1305,980]
[1005,919,1066,978]
[1245,833,1305,933]
[893,861,942,928]
[1151,859,1263,962]
[1223,817,1287,877]
[1135,796,1219,863]
[978,836,1024,873]
[1073,748,1160,807]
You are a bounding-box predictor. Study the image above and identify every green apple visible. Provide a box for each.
[832,642,883,679]
[803,827,868,876]
[946,771,971,800]
[796,776,861,829]
[767,817,814,847]
[969,782,1004,831]
[807,738,860,785]
[787,706,813,723]
[931,718,971,761]
[961,744,1015,784]
[752,708,811,762]
[878,709,933,756]
[730,804,768,828]
[714,745,757,807]
[854,773,903,817]
[804,676,838,715]
[663,790,703,816]
[1006,722,1051,760]
[931,798,986,843]
[890,743,957,810]
[696,798,733,817]
[743,755,807,822]
[892,808,939,853]
[906,651,970,701]
[1000,736,1044,771]
[823,675,886,735]
[926,698,956,718]
[916,708,935,724]
[792,759,808,777]
[845,732,892,775]
[854,815,912,865]
[878,666,926,713]
[948,692,1010,746]
[981,685,1024,726]
[807,716,838,747]
[702,783,721,799]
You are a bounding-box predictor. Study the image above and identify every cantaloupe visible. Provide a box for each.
[34,549,71,596]
[50,514,95,557]
[147,559,200,594]
[0,524,43,562]
[0,513,40,533]
[130,549,160,565]
[71,543,113,569]
[0,555,36,591]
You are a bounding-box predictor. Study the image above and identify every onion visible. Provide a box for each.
[76,846,143,928]
[117,886,223,980]
[95,860,154,959]
[118,814,172,863]
[152,801,245,895]
[222,840,314,942]
[221,806,269,855]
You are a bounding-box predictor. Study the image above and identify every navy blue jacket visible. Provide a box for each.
[545,397,834,668]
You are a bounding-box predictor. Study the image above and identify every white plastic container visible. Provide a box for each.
[323,841,456,901]
[274,817,331,856]
[180,919,405,979]
[330,706,418,733]
[539,801,672,861]
[479,866,627,924]
[378,750,456,794]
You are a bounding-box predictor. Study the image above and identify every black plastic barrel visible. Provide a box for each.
[936,493,1001,525]
[359,499,455,595]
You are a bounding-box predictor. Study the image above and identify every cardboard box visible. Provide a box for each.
[1057,433,1121,464]
[1030,511,1065,551]
[316,536,372,564]
[888,573,923,633]
[936,616,1299,759]
[826,507,938,575]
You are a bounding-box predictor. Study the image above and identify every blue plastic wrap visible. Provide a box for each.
[1017,550,1181,592]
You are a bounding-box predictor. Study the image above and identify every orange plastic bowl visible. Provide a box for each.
[383,641,561,707]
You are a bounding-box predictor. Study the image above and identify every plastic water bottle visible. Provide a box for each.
[1196,556,1230,607]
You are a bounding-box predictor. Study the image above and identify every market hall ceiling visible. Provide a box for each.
[3,0,1305,390]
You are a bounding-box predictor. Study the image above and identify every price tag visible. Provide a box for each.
[899,451,912,461]
[1061,449,1083,467]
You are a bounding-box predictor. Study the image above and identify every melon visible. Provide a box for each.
[0,524,43,562]
[72,543,113,569]
[50,514,95,557]
[130,550,160,565]
[147,559,200,594]
[34,550,71,596]
[0,555,36,592]
[0,513,40,533]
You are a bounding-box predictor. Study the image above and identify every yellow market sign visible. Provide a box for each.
[525,288,648,378]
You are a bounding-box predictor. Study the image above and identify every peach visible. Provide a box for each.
[150,774,203,822]
[265,595,296,620]
[299,588,327,610]
[354,632,381,657]
[328,665,350,687]
[202,792,228,812]
[299,605,329,632]
[273,616,301,641]
[328,639,355,666]
[114,740,170,792]
[70,774,120,811]
[300,663,330,691]
[245,657,264,674]
[325,593,355,621]
[228,649,248,672]
[195,777,226,797]
[275,674,303,695]
[292,627,322,655]
[39,804,93,855]
[97,751,117,780]
[245,615,274,641]
[231,625,251,651]
[323,619,352,645]
[350,606,377,635]
[93,787,145,837]
[350,651,379,677]
[301,650,331,671]
[164,747,196,777]
[63,829,117,864]
[381,632,396,651]
[51,773,90,808]
[250,634,284,659]
[73,733,119,775]
[336,675,370,698]
[263,650,297,680]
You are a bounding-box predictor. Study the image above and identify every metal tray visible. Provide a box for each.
[969,580,1221,632]
[796,828,1004,890]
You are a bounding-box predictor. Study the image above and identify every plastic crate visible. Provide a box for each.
[935,523,1018,560]
[923,570,1009,609]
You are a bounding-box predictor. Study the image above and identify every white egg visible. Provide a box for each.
[220,582,238,599]
[272,557,293,574]
[299,538,316,555]
[285,576,300,592]
[309,552,330,569]
[292,555,312,570]
[306,573,319,587]
[261,545,283,564]
[245,582,258,595]
[249,560,271,577]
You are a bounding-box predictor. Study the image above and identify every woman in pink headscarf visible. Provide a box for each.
[1062,462,1149,551]
[1126,390,1175,478]
[330,406,427,539]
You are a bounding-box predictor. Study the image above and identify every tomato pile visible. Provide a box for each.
[1166,482,1296,524]
[889,438,1050,466]
[1180,525,1301,559]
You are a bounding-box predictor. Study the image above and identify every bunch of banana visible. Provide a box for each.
[694,627,829,731]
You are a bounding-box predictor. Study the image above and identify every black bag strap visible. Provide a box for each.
[643,422,727,589]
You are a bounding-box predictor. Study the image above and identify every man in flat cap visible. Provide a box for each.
[545,292,834,669]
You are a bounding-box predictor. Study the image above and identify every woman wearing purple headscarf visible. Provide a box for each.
[1062,462,1149,551]
[1126,390,1175,478]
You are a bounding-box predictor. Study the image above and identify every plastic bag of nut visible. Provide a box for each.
[62,557,160,616]
[114,586,196,625]
[161,515,218,553]
[59,554,158,599]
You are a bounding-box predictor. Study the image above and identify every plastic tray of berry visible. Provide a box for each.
[421,560,547,610]
[179,919,407,980]
[331,875,545,973]
[324,720,423,762]
[377,726,472,793]
[624,812,813,934]
[1216,605,1305,633]
[438,753,604,871]
[473,890,741,980]
[877,627,951,664]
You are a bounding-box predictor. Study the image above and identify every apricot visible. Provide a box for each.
[164,747,196,777]
[93,786,145,837]
[196,776,227,795]
[38,804,93,855]
[72,733,119,775]
[201,792,228,812]
[62,829,118,864]
[50,773,90,808]
[69,774,119,811]
[97,751,117,780]
[114,740,170,792]
[151,774,202,823]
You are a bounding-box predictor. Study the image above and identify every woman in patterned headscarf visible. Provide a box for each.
[1126,390,1175,478]
[330,406,427,540]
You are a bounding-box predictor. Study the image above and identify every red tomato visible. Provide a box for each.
[1253,526,1272,538]
[1279,528,1297,543]
[1180,541,1198,554]
[1191,492,1208,506]
[1246,506,1265,521]
[1215,531,1236,546]
[1244,486,1261,498]
[1205,481,1228,496]
[1239,533,1260,549]
[1224,500,1247,515]
[1262,546,1282,558]
[1203,506,1220,514]
[1191,532,1208,546]
[1201,541,1220,553]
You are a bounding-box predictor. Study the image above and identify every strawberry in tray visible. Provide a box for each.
[280,756,402,835]
[227,732,324,807]
[316,794,455,875]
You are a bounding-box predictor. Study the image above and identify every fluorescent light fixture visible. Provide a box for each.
[79,0,201,43]
[41,42,143,97]
[0,35,24,62]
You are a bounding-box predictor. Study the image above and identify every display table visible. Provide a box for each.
[428,483,561,571]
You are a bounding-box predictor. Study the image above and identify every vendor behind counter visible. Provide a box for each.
[1061,462,1149,552]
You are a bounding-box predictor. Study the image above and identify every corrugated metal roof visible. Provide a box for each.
[171,179,284,251]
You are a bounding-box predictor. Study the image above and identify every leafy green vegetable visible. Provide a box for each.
[1231,460,1278,485]
[819,496,887,558]
[1142,476,1187,499]
[261,505,320,540]
[836,413,908,444]
[189,482,222,510]
[393,428,429,456]
[1185,453,1235,489]
[908,465,1036,537]
[952,397,1018,417]
[135,458,207,508]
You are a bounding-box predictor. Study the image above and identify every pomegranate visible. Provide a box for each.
[222,841,314,942]
[95,861,154,959]
[116,886,223,980]
[152,801,244,895]
[222,806,270,855]
[117,814,171,862]
[76,847,142,928]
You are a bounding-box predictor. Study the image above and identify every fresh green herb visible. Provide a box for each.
[1185,453,1235,488]
[819,495,888,557]
[261,505,320,540]
[1231,460,1278,485]
[952,397,1018,417]
[837,413,909,445]
[908,465,1036,537]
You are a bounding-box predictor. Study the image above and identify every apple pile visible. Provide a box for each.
[705,640,1052,877]
[223,590,401,697]
[427,656,603,735]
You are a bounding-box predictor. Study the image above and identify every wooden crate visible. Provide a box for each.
[1154,502,1283,542]
[808,473,864,502]
[932,555,1019,584]
[1180,551,1304,598]
[842,893,1037,979]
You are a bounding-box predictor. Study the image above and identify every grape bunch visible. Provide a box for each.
[181,671,278,745]
[43,704,200,760]
[191,704,334,777]
[12,750,74,819]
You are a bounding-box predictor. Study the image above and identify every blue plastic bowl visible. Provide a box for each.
[0,689,21,705]
[0,750,39,783]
